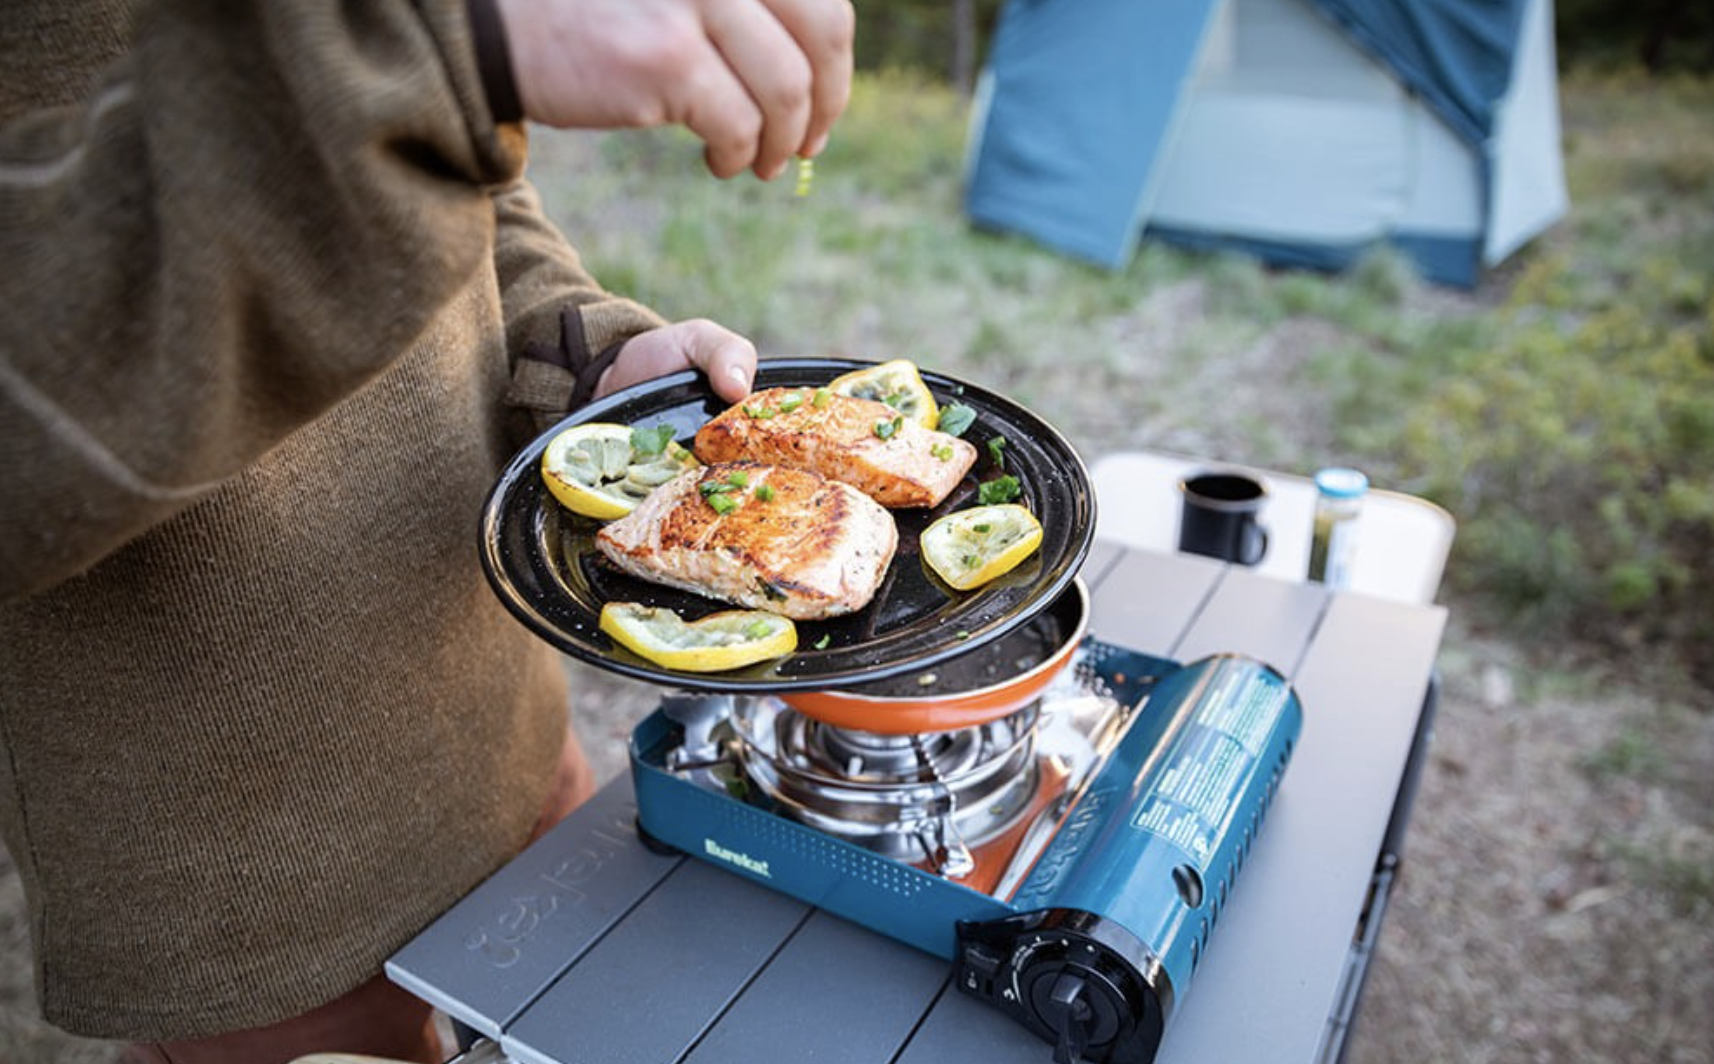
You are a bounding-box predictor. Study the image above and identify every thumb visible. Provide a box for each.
[679,319,757,402]
[592,320,758,401]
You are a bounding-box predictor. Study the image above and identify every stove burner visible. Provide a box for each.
[795,718,987,781]
[728,699,1042,877]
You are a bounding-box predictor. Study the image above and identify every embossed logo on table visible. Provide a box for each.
[461,804,638,968]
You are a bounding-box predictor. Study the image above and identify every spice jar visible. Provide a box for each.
[1308,467,1368,589]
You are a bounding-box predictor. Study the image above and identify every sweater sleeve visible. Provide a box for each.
[0,0,522,600]
[490,177,668,444]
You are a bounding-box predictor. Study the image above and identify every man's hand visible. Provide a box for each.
[595,319,758,403]
[495,0,855,180]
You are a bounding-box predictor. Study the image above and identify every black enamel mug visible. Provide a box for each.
[1177,471,1269,565]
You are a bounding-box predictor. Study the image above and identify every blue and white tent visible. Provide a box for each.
[963,0,1568,287]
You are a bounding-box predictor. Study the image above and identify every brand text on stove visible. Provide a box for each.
[704,839,772,878]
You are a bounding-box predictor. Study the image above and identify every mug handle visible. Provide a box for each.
[1241,523,1269,566]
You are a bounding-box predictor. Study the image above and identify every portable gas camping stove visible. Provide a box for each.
[630,633,1302,1064]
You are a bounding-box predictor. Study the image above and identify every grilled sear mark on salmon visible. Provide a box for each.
[594,461,898,620]
[694,387,978,508]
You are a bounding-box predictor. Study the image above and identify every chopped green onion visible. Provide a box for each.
[931,443,953,461]
[813,387,832,408]
[937,403,976,437]
[873,415,905,440]
[988,436,1008,470]
[706,492,739,515]
[726,471,750,488]
[812,634,831,650]
[778,391,804,413]
[755,484,776,502]
[743,404,778,419]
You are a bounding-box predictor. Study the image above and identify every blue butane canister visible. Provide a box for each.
[954,655,1302,1064]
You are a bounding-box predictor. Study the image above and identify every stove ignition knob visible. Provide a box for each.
[1022,954,1125,1063]
[1045,971,1094,1064]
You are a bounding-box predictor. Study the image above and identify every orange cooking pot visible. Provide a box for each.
[779,578,1090,735]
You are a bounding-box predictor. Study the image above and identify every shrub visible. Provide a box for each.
[1409,257,1711,648]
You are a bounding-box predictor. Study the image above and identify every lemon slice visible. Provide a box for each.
[541,423,698,520]
[921,504,1044,591]
[828,359,940,429]
[599,602,797,672]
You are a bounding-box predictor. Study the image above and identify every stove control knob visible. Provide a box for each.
[955,912,1165,1064]
[1024,959,1123,1063]
[1045,971,1094,1064]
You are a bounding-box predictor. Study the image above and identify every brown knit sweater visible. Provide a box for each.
[0,0,664,1040]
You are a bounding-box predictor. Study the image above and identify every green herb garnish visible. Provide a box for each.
[813,387,832,408]
[706,492,738,515]
[988,435,1008,470]
[755,484,776,502]
[978,475,1022,505]
[726,471,750,488]
[630,424,675,456]
[937,403,976,437]
[931,443,954,461]
[778,391,804,413]
[812,634,831,650]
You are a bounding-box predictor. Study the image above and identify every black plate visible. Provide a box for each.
[480,357,1096,692]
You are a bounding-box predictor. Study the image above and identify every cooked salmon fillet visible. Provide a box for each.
[594,461,898,620]
[693,387,978,508]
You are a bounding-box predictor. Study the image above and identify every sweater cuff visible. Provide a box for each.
[468,0,523,124]
[510,305,630,426]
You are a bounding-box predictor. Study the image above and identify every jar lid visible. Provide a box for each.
[1314,467,1369,498]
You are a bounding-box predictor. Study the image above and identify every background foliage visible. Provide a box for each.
[1555,0,1714,72]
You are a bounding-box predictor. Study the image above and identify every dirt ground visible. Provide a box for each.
[4,225,1712,1064]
